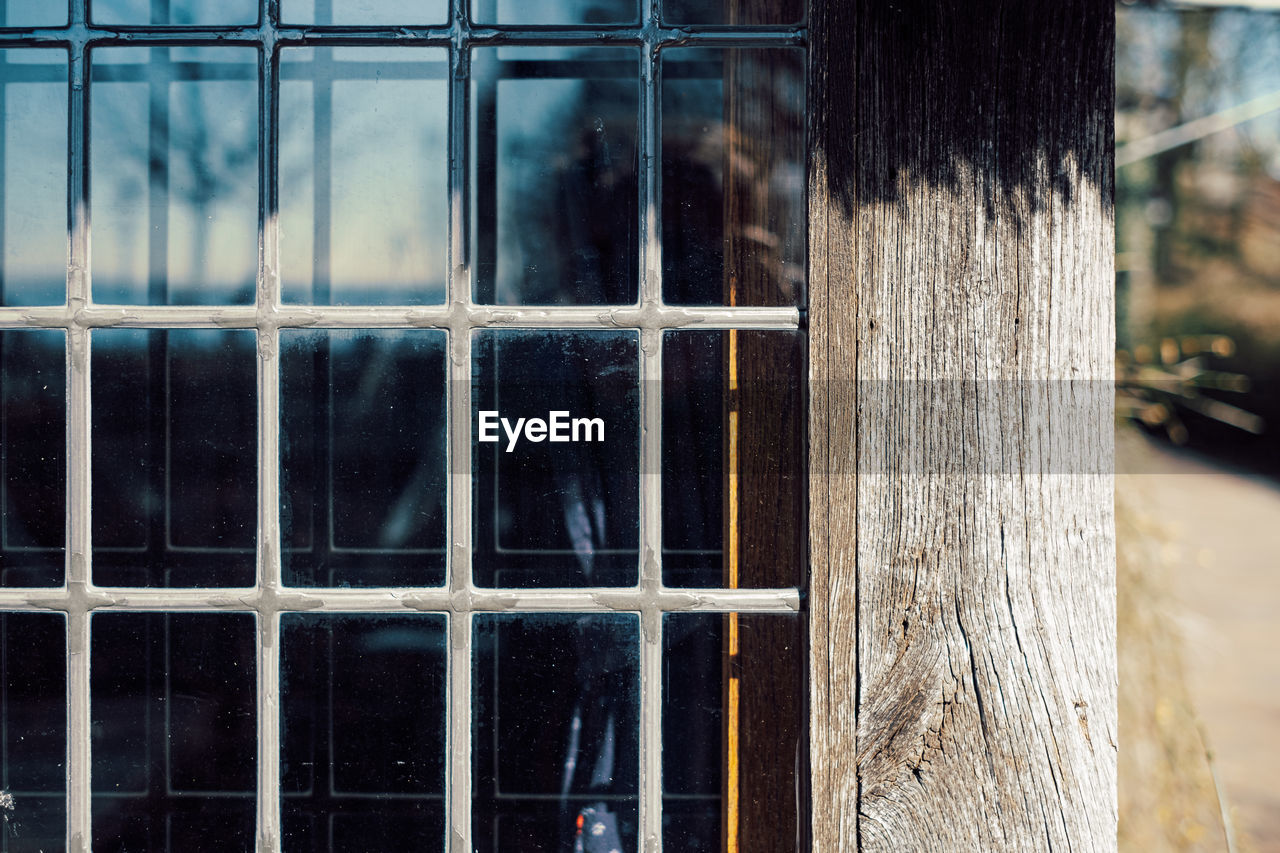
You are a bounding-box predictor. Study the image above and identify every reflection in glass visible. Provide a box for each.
[472,47,639,304]
[91,47,258,305]
[663,612,804,852]
[474,613,638,853]
[663,0,804,26]
[0,48,66,306]
[91,0,257,25]
[472,330,639,588]
[92,329,257,587]
[281,330,448,587]
[481,0,638,25]
[663,330,805,588]
[282,0,447,26]
[3,0,67,26]
[662,47,805,306]
[281,613,447,850]
[281,48,448,305]
[1,330,64,587]
[91,612,256,851]
[0,613,65,848]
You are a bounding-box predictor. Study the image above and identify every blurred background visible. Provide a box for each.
[1115,1,1280,850]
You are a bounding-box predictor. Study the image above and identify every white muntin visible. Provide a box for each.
[0,9,807,851]
[477,409,606,452]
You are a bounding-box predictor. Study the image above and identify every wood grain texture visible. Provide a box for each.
[809,2,1117,850]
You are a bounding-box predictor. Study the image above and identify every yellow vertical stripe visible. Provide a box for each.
[727,327,740,853]
[729,328,738,391]
[728,411,739,591]
[727,671,740,853]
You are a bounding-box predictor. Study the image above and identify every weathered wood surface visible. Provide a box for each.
[809,2,1117,850]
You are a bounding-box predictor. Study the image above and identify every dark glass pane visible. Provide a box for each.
[3,0,68,26]
[472,47,639,304]
[473,613,638,853]
[0,613,66,850]
[91,0,257,25]
[281,330,447,587]
[661,47,805,306]
[472,330,639,588]
[330,813,446,850]
[91,47,258,305]
[281,613,447,851]
[168,811,262,850]
[663,0,803,26]
[662,612,804,851]
[0,49,67,306]
[662,330,805,588]
[281,0,447,25]
[92,329,257,587]
[1,330,64,587]
[280,48,448,305]
[475,0,638,25]
[91,612,256,850]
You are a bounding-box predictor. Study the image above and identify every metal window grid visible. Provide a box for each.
[0,0,806,849]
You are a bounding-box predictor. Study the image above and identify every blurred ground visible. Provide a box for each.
[1120,434,1280,852]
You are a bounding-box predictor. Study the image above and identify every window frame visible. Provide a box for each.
[0,0,811,849]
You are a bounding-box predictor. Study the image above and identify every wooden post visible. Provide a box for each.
[809,2,1117,850]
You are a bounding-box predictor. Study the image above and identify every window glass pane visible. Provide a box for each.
[281,0,447,26]
[92,0,257,25]
[281,613,447,850]
[0,612,65,847]
[663,330,805,588]
[473,613,638,852]
[281,47,448,305]
[91,47,258,305]
[1,330,64,587]
[0,48,66,306]
[472,47,639,304]
[663,0,803,26]
[92,329,257,587]
[477,0,638,25]
[3,0,68,26]
[91,612,257,850]
[472,330,639,588]
[0,8,813,850]
[281,330,448,587]
[662,612,804,851]
[661,47,805,306]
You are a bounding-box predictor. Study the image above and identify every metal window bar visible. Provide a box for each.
[0,0,806,850]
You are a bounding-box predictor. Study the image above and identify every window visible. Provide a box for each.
[0,0,807,850]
